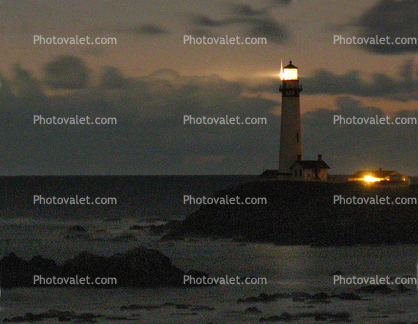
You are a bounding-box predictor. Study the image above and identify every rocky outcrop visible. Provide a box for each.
[0,247,206,288]
[0,253,59,287]
[169,180,418,246]
[64,225,91,240]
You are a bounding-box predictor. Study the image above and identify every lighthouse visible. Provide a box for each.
[260,61,330,180]
[278,61,303,174]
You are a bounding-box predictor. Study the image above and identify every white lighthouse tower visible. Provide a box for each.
[278,61,303,174]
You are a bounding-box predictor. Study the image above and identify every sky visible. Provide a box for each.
[0,0,417,176]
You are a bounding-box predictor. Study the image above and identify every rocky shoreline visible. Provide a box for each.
[2,286,416,323]
[0,246,207,288]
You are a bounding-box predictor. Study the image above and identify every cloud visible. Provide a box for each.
[95,23,170,36]
[229,4,267,16]
[349,0,418,54]
[249,59,418,101]
[303,96,418,175]
[43,55,90,89]
[0,60,279,175]
[99,67,128,89]
[186,0,290,44]
[188,14,288,43]
[302,60,418,100]
[13,64,45,98]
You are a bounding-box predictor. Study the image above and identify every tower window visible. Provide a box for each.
[296,132,300,143]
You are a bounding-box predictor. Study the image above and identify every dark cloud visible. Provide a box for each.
[96,23,170,36]
[43,56,90,89]
[226,0,294,17]
[352,0,418,54]
[228,4,267,16]
[188,14,288,43]
[303,96,418,175]
[248,18,288,43]
[99,67,128,89]
[186,0,290,43]
[13,64,45,98]
[250,60,418,101]
[0,61,278,175]
[269,0,293,5]
[302,60,418,100]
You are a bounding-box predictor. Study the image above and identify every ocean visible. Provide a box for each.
[0,176,417,323]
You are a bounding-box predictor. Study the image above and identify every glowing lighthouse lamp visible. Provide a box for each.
[280,61,298,81]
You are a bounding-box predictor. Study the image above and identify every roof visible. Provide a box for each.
[284,61,297,69]
[290,160,331,170]
[350,170,402,178]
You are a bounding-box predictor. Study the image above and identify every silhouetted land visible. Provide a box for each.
[0,175,256,220]
[169,180,418,246]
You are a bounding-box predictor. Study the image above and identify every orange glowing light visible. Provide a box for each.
[363,176,381,182]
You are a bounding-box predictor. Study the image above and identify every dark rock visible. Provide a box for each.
[148,224,166,236]
[329,270,343,276]
[0,253,60,288]
[120,304,161,310]
[190,306,215,311]
[0,247,199,288]
[58,316,71,322]
[333,312,351,320]
[291,292,311,299]
[238,292,292,303]
[398,283,412,293]
[68,225,86,232]
[314,314,327,321]
[237,297,259,303]
[335,292,362,300]
[129,225,144,230]
[311,292,330,300]
[244,307,262,314]
[109,233,137,242]
[260,315,282,322]
[356,284,394,294]
[64,225,91,240]
[104,316,130,320]
[160,233,185,241]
